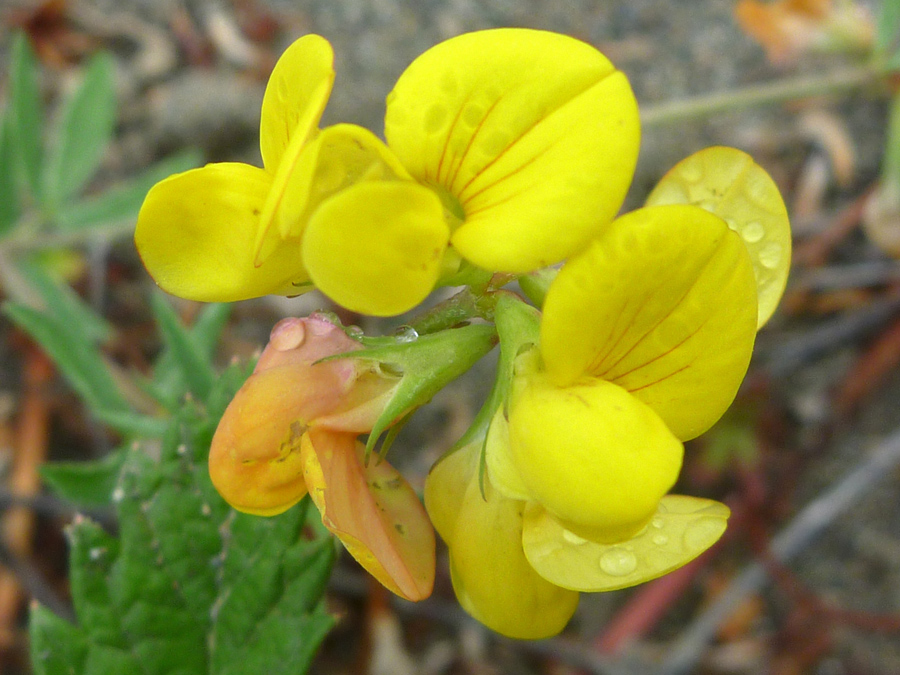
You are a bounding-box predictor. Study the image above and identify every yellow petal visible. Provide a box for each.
[522,496,729,592]
[259,34,334,171]
[385,28,639,272]
[302,430,435,602]
[302,181,448,316]
[424,442,579,639]
[508,374,683,539]
[484,409,531,502]
[255,124,415,265]
[541,204,758,441]
[646,146,791,328]
[135,163,310,302]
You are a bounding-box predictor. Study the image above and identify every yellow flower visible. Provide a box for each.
[209,315,434,601]
[385,28,640,273]
[428,202,772,638]
[136,29,640,315]
[136,35,448,316]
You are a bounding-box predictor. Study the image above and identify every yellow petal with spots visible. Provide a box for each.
[134,163,310,302]
[385,28,639,272]
[522,496,729,592]
[541,205,758,441]
[259,34,334,171]
[302,181,448,316]
[302,430,435,602]
[646,146,791,328]
[424,442,579,639]
[508,374,683,539]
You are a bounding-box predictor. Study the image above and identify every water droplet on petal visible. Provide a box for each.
[651,517,664,529]
[759,242,782,269]
[424,104,448,134]
[652,534,669,546]
[742,220,765,243]
[394,326,419,343]
[599,547,637,576]
[562,529,588,545]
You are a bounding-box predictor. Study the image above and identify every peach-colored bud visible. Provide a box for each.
[209,315,395,515]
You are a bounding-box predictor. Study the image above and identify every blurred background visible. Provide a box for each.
[1,0,899,673]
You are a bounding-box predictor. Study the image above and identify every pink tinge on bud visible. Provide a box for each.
[209,315,401,516]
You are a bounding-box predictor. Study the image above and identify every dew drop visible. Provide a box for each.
[742,220,764,243]
[599,547,637,576]
[394,326,419,343]
[462,103,484,127]
[698,199,718,212]
[424,104,448,134]
[345,325,364,339]
[758,242,782,269]
[651,517,664,529]
[652,534,669,546]
[270,318,306,351]
[678,161,703,183]
[683,516,726,552]
[562,529,588,546]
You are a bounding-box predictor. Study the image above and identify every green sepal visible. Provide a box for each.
[334,323,497,456]
[517,267,558,309]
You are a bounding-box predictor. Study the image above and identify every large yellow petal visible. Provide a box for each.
[646,147,791,328]
[385,28,639,272]
[508,374,683,539]
[259,34,334,171]
[424,442,579,639]
[302,430,435,602]
[135,163,310,302]
[301,181,448,316]
[522,496,729,592]
[541,204,758,441]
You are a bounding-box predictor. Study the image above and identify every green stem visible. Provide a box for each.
[640,64,888,127]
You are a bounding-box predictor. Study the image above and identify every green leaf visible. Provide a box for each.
[92,409,170,438]
[40,451,126,507]
[55,150,202,231]
[3,303,129,414]
[14,258,112,342]
[150,293,216,401]
[44,51,117,207]
[29,604,88,675]
[876,0,900,54]
[8,32,44,201]
[32,397,335,675]
[0,112,21,236]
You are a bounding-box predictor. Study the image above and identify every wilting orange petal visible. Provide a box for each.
[302,430,435,601]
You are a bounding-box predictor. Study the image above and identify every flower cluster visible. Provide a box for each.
[136,28,791,639]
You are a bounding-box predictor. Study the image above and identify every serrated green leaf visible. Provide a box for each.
[14,258,111,342]
[32,391,335,675]
[9,32,44,202]
[3,302,129,414]
[41,451,126,507]
[55,149,202,231]
[44,51,116,207]
[0,112,21,236]
[150,293,216,401]
[29,604,88,675]
[876,0,900,53]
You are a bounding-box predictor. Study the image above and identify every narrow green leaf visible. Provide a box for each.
[876,0,900,53]
[0,112,21,236]
[14,258,111,342]
[40,451,126,507]
[44,51,117,207]
[9,32,44,201]
[55,149,202,231]
[29,604,88,675]
[92,409,169,438]
[150,293,216,401]
[3,303,129,414]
